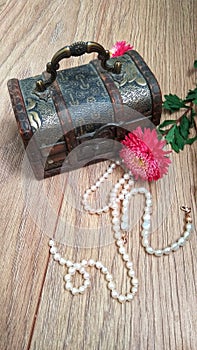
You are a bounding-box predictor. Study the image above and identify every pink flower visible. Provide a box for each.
[110,41,133,57]
[119,127,171,181]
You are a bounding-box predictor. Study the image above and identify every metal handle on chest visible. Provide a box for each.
[36,41,122,92]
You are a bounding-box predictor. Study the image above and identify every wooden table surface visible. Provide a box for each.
[0,1,196,349]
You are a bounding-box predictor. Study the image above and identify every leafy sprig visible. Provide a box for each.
[158,61,197,152]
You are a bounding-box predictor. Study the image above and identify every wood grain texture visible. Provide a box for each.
[0,0,196,349]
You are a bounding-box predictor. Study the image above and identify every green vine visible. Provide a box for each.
[158,60,197,152]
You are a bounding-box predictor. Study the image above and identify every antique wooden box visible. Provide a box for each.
[8,41,162,179]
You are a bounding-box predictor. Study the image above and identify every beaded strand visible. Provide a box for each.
[49,161,193,303]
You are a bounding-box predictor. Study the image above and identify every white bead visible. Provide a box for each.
[81,259,88,267]
[84,280,91,287]
[126,293,133,301]
[124,184,130,190]
[118,295,126,303]
[49,239,55,247]
[50,246,57,254]
[114,232,122,239]
[119,246,126,254]
[138,187,146,193]
[171,243,179,251]
[122,214,128,221]
[123,199,129,207]
[53,253,61,261]
[144,207,152,214]
[186,223,192,231]
[131,286,138,293]
[71,288,79,295]
[79,286,86,294]
[143,214,151,221]
[68,267,76,275]
[142,238,149,247]
[101,266,108,274]
[126,261,133,269]
[115,183,121,189]
[111,163,116,169]
[141,230,149,237]
[132,277,138,285]
[108,281,115,290]
[111,290,119,299]
[100,176,105,183]
[116,160,121,165]
[183,231,190,240]
[74,263,81,270]
[113,225,121,232]
[83,193,89,199]
[142,221,151,230]
[124,173,130,179]
[96,261,103,269]
[83,272,90,280]
[66,260,73,267]
[116,239,124,247]
[89,209,96,214]
[146,246,154,254]
[145,192,151,199]
[105,274,113,281]
[103,206,109,212]
[163,247,171,255]
[112,205,119,212]
[128,270,135,277]
[154,250,163,257]
[112,217,119,225]
[119,178,125,185]
[86,189,91,194]
[128,179,134,185]
[107,168,113,174]
[122,254,129,261]
[146,199,152,206]
[95,209,103,215]
[65,282,73,290]
[84,205,91,211]
[121,222,128,230]
[79,267,85,274]
[119,194,124,200]
[59,258,67,265]
[64,274,71,282]
[122,207,128,214]
[122,189,128,195]
[111,203,119,210]
[112,210,120,217]
[103,172,109,178]
[178,237,186,246]
[95,180,101,187]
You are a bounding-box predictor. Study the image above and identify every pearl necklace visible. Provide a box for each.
[49,161,193,303]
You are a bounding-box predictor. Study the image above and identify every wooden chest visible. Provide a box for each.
[7,41,162,179]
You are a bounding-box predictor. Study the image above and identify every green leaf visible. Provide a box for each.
[165,124,176,143]
[194,60,197,69]
[190,109,197,127]
[158,120,176,130]
[170,141,180,153]
[185,87,197,102]
[193,99,197,105]
[186,136,197,145]
[174,126,185,150]
[179,115,190,139]
[163,94,186,112]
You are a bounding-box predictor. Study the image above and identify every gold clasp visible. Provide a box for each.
[180,206,191,214]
